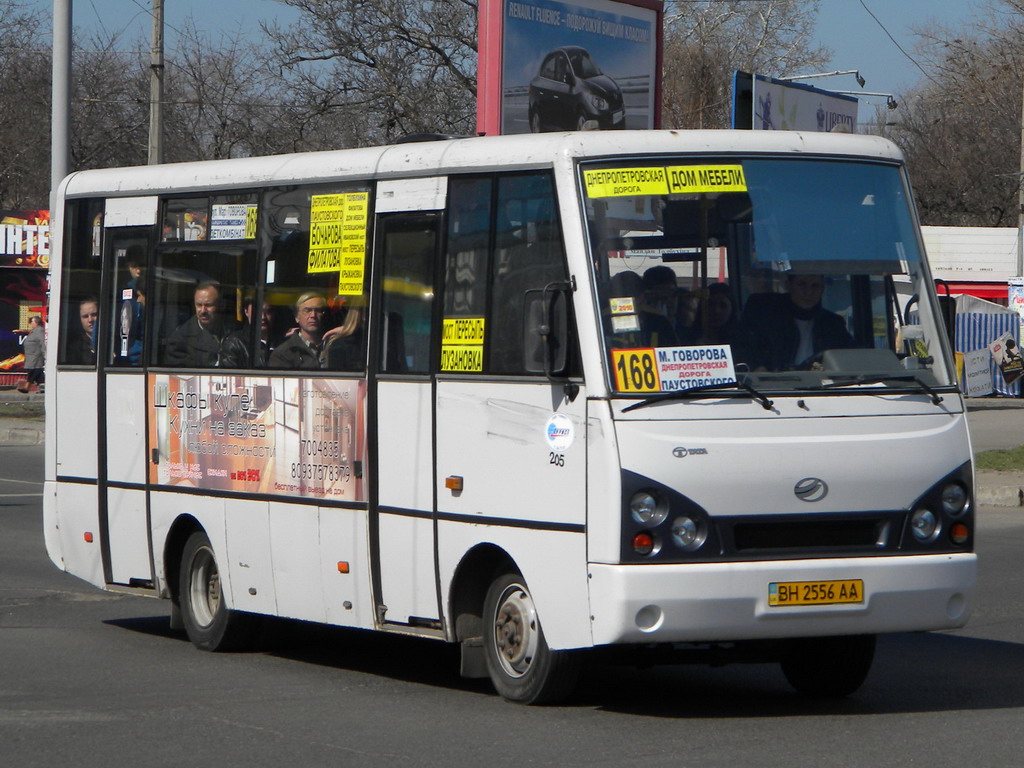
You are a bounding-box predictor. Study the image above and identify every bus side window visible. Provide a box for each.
[378,214,439,374]
[150,247,255,369]
[261,184,370,372]
[58,199,104,367]
[490,174,568,374]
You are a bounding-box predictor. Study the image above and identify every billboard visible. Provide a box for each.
[0,209,49,373]
[477,0,663,136]
[0,209,50,269]
[732,72,859,132]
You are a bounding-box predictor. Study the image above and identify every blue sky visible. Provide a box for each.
[38,0,983,104]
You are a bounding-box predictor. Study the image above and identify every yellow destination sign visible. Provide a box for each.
[666,165,747,194]
[583,168,668,198]
[584,165,748,198]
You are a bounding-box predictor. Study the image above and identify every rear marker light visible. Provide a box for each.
[84,532,94,543]
[337,562,350,574]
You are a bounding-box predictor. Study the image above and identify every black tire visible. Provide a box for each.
[179,530,259,652]
[482,572,581,704]
[529,110,541,133]
[780,634,876,697]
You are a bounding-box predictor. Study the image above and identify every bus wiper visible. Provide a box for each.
[623,380,775,412]
[817,374,943,405]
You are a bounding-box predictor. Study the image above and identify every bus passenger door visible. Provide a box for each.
[370,205,442,629]
[100,224,155,587]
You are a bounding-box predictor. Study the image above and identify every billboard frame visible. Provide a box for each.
[477,0,664,136]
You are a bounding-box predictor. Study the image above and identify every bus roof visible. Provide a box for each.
[58,130,905,199]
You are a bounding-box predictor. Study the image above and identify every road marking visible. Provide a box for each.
[0,477,43,486]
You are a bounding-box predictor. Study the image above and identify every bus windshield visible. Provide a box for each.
[581,157,953,396]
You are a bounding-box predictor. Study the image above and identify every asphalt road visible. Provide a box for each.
[3,442,1024,767]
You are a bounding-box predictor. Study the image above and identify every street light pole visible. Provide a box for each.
[51,0,72,207]
[1018,75,1024,277]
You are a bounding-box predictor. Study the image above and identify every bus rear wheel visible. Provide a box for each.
[482,572,581,704]
[780,634,876,697]
[179,531,258,652]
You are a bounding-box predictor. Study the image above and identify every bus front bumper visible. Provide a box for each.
[587,553,977,647]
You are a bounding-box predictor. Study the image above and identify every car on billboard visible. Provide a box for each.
[528,46,625,132]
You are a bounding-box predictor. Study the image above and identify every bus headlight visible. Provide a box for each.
[941,483,968,517]
[630,491,667,526]
[910,507,940,542]
[670,515,707,552]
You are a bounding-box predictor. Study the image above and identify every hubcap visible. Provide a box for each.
[188,546,221,628]
[493,583,539,678]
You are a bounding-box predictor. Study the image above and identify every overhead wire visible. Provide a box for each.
[857,0,942,88]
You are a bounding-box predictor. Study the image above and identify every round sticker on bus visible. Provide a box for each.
[545,414,575,452]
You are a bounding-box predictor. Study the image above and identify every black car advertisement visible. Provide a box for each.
[498,0,661,135]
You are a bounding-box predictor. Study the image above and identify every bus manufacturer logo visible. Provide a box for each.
[673,447,707,458]
[794,477,828,502]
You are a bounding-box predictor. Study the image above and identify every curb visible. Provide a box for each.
[0,425,44,446]
[976,485,1024,508]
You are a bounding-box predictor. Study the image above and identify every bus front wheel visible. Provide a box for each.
[482,572,581,704]
[780,634,876,697]
[179,531,258,652]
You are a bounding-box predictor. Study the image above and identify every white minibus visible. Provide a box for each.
[44,130,976,703]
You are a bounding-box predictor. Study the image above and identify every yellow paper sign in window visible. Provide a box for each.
[245,205,258,239]
[666,165,747,194]
[338,192,369,296]
[441,317,485,372]
[309,194,347,274]
[308,192,369,296]
[584,168,669,198]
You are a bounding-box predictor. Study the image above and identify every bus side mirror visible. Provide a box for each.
[523,283,571,378]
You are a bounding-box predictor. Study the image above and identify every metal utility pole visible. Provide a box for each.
[51,0,72,206]
[148,0,164,165]
[1018,75,1024,277]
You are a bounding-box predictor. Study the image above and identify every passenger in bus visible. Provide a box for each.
[69,296,98,365]
[219,298,273,369]
[673,288,700,344]
[116,252,146,366]
[268,292,329,369]
[738,273,854,371]
[165,282,225,367]
[693,283,739,347]
[322,300,363,371]
[642,266,678,320]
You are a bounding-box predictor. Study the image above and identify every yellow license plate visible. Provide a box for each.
[768,579,864,607]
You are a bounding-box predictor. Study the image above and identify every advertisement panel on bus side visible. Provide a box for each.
[147,374,367,502]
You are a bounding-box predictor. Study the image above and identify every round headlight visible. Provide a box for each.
[630,491,667,526]
[671,515,706,551]
[941,483,968,517]
[910,507,940,542]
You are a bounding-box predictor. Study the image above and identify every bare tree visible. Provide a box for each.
[880,1,1024,226]
[0,0,52,207]
[661,0,831,129]
[161,22,301,160]
[71,31,150,170]
[264,0,479,144]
